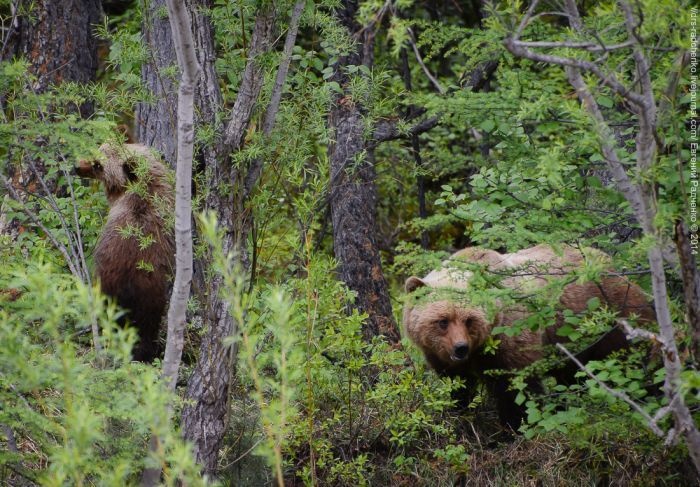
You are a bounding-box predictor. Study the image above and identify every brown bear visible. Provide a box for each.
[403,244,656,429]
[76,143,174,362]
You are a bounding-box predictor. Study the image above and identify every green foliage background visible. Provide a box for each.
[0,0,697,485]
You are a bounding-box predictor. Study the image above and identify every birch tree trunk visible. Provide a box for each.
[161,0,198,402]
[140,0,198,484]
[180,6,276,476]
[136,1,305,475]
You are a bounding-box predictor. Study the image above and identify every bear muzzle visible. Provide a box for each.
[451,342,469,361]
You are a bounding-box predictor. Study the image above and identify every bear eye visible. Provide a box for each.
[124,163,138,182]
[463,318,473,327]
[437,319,449,330]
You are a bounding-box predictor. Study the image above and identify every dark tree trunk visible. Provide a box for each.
[675,220,700,364]
[135,0,178,167]
[399,47,429,249]
[328,1,400,344]
[0,0,102,238]
[2,0,102,96]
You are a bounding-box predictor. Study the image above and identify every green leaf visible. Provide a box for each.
[480,119,496,133]
[556,324,575,337]
[586,297,601,311]
[597,96,614,108]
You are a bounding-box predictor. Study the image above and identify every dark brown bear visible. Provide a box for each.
[77,143,174,362]
[403,245,656,429]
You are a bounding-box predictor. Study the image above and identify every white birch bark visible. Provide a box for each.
[141,1,199,485]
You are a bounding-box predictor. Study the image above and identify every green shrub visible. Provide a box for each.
[0,262,202,486]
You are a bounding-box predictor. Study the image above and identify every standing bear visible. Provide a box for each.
[403,244,656,429]
[77,143,174,362]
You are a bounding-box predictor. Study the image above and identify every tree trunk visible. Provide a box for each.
[134,1,275,476]
[140,1,198,483]
[2,0,102,96]
[0,0,102,237]
[399,47,429,249]
[675,220,700,364]
[135,0,178,168]
[505,0,700,474]
[328,1,400,344]
[180,7,276,476]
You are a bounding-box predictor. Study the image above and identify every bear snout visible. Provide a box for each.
[452,342,469,361]
[74,160,94,178]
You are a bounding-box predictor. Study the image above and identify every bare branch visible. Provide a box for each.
[1,176,81,278]
[505,38,645,107]
[658,51,689,122]
[556,343,665,437]
[58,162,100,353]
[221,11,275,151]
[565,66,654,234]
[564,0,583,31]
[514,0,541,38]
[58,163,91,288]
[507,0,644,106]
[371,115,440,146]
[619,0,657,172]
[507,0,700,473]
[406,27,445,95]
[25,159,85,281]
[261,1,305,137]
[514,39,635,52]
[618,318,667,349]
[244,0,305,197]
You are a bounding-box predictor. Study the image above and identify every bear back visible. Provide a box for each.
[78,143,175,361]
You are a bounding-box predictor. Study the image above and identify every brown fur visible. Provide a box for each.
[403,245,656,428]
[77,143,174,362]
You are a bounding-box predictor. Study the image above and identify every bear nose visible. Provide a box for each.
[453,343,469,360]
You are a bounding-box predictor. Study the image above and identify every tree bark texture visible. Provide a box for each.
[162,0,198,403]
[2,0,102,94]
[141,1,199,483]
[135,1,277,475]
[135,0,178,168]
[0,0,101,237]
[675,220,700,364]
[328,1,400,344]
[180,7,275,476]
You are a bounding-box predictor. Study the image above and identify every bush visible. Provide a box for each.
[0,262,202,486]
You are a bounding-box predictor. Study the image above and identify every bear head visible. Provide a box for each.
[403,267,496,371]
[75,143,167,203]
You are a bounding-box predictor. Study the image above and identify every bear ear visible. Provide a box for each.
[405,276,427,293]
